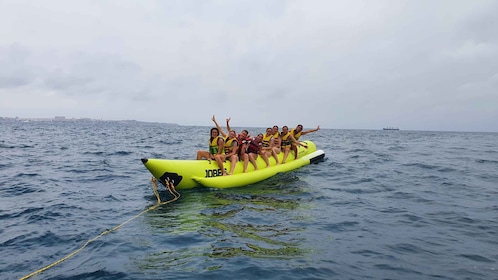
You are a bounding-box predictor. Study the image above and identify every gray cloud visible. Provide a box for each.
[0,0,497,131]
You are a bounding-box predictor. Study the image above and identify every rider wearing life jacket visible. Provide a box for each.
[272,125,279,139]
[209,134,222,155]
[261,126,280,164]
[224,136,237,154]
[261,127,273,149]
[236,130,250,156]
[233,129,252,172]
[281,126,292,150]
[244,133,270,171]
[196,127,227,175]
[197,127,224,160]
[290,126,302,141]
[269,125,281,164]
[246,134,262,154]
[281,125,305,164]
[290,124,320,160]
[223,130,239,175]
[212,115,249,158]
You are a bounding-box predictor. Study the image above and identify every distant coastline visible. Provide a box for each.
[0,116,178,126]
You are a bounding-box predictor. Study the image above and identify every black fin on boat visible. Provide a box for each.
[160,172,183,187]
[310,153,325,164]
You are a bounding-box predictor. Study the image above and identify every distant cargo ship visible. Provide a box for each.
[383,127,399,130]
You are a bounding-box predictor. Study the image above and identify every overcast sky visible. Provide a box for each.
[1,1,497,132]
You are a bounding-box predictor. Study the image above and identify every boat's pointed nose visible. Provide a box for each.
[141,158,148,164]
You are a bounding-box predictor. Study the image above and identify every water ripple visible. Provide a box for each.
[2,123,497,279]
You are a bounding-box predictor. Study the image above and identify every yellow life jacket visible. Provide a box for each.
[224,137,237,154]
[281,131,292,148]
[291,128,302,141]
[209,136,222,154]
[262,134,272,148]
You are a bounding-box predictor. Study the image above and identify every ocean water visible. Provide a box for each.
[1,121,497,280]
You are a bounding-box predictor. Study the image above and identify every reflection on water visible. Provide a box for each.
[137,174,313,271]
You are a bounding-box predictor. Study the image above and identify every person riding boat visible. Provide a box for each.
[196,127,227,175]
[281,125,306,164]
[223,130,239,175]
[290,124,320,159]
[244,133,270,170]
[270,125,281,164]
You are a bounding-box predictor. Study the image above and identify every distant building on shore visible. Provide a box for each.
[0,116,177,126]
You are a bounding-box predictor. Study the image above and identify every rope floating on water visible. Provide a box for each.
[20,177,180,280]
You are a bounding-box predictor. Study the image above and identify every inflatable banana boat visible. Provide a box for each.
[141,140,325,189]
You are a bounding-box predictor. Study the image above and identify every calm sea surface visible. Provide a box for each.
[1,121,497,280]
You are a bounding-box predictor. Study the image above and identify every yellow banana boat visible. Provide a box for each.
[141,140,325,189]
